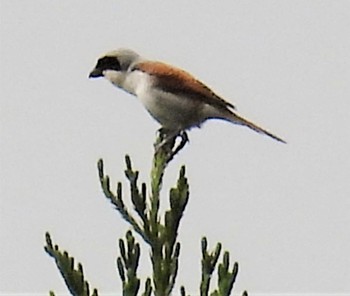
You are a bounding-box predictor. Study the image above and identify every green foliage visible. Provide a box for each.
[98,140,189,295]
[45,136,248,296]
[116,230,150,296]
[200,238,248,296]
[44,233,98,296]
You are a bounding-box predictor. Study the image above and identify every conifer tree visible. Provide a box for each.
[45,135,248,296]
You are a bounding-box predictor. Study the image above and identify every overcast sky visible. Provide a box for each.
[1,1,349,295]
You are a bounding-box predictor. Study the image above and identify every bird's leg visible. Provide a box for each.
[155,128,175,146]
[156,127,167,141]
[154,129,179,153]
[168,131,189,160]
[154,129,189,163]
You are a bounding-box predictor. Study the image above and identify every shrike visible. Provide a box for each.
[89,48,285,144]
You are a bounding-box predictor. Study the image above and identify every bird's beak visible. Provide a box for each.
[89,68,103,78]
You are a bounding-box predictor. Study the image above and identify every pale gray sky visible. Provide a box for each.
[1,1,349,295]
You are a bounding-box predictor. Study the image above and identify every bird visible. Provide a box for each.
[89,48,286,145]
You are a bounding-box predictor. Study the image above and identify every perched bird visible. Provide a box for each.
[89,48,285,144]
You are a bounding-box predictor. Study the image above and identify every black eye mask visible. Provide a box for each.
[96,56,121,71]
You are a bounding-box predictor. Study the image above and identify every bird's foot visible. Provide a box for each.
[154,130,189,162]
[171,131,189,157]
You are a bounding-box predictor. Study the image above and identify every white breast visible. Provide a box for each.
[121,71,174,125]
[127,72,172,124]
[119,70,207,130]
[122,70,150,95]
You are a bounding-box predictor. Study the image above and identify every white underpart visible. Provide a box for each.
[103,70,136,95]
[104,69,224,131]
[129,71,212,130]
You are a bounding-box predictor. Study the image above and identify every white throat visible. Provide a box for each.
[103,70,127,88]
[103,69,150,96]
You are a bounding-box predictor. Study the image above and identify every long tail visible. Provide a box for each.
[227,112,286,143]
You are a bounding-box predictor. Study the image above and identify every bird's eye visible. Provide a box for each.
[96,56,121,71]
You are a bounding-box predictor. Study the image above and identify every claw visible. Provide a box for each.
[154,129,189,162]
[171,131,189,157]
[154,133,176,153]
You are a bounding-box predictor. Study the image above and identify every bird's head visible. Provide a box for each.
[89,48,140,87]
